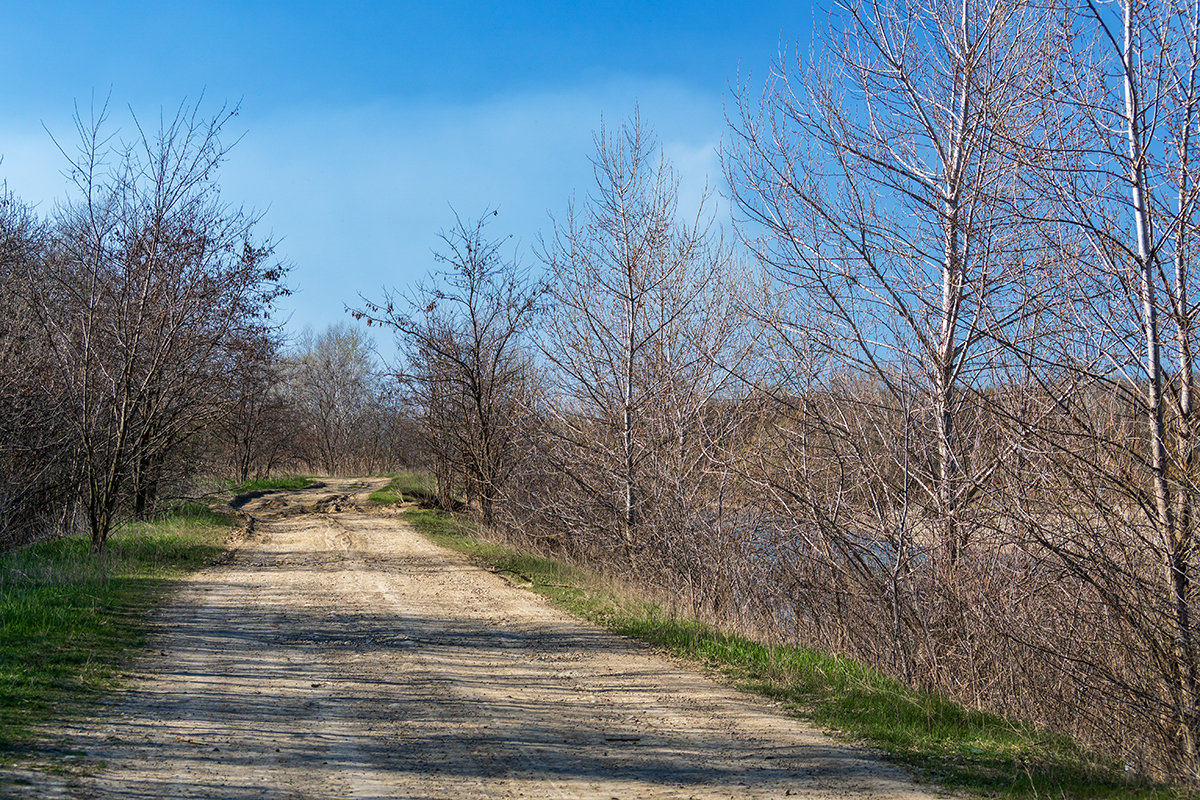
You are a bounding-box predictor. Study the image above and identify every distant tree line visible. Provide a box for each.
[360,0,1200,783]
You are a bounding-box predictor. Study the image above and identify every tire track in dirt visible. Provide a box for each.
[26,478,938,799]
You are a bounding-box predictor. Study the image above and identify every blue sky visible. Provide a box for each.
[0,1,815,358]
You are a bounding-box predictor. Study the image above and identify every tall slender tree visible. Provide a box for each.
[1011,0,1200,773]
[540,114,738,575]
[727,0,1050,568]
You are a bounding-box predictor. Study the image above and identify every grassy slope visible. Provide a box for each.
[402,505,1178,799]
[223,474,315,495]
[368,472,438,506]
[0,505,233,765]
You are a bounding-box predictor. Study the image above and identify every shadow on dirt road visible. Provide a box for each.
[17,478,934,799]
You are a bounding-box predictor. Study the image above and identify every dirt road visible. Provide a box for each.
[31,478,937,799]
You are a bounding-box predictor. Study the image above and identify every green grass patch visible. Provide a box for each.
[403,506,1177,799]
[0,509,233,765]
[223,475,317,511]
[369,472,438,506]
[225,474,314,495]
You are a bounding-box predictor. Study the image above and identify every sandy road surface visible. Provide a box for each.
[23,478,938,799]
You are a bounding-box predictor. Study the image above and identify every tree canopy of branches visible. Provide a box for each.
[718,0,1200,778]
[30,100,288,553]
[537,115,742,577]
[728,0,1049,571]
[1002,0,1200,773]
[354,211,539,525]
[0,187,76,548]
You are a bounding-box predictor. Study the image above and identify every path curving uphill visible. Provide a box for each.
[42,478,936,799]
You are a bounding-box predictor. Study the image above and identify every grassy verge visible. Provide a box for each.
[368,472,438,506]
[223,474,314,495]
[0,505,234,766]
[404,506,1177,799]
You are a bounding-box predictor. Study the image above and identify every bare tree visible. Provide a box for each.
[723,0,1200,778]
[727,0,1050,570]
[539,114,741,576]
[354,211,540,525]
[0,186,78,547]
[33,99,287,553]
[213,332,295,484]
[720,0,1092,752]
[284,322,382,475]
[1006,0,1200,775]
